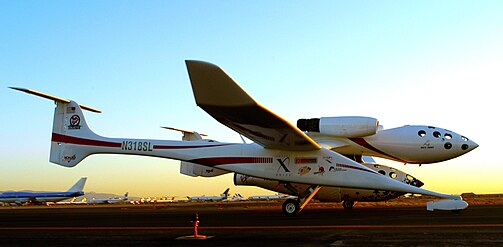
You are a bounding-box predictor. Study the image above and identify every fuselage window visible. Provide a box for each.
[378,170,386,175]
[462,144,469,150]
[444,133,452,139]
[389,172,397,179]
[433,131,441,138]
[444,142,452,149]
[418,130,426,137]
[461,136,469,141]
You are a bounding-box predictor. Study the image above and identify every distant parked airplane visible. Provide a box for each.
[188,188,230,201]
[0,177,87,206]
[248,193,289,201]
[88,192,128,204]
[55,197,87,205]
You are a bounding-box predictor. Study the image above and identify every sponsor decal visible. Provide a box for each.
[63,154,76,163]
[298,166,311,176]
[421,140,434,149]
[275,156,291,177]
[324,157,333,164]
[295,157,317,164]
[329,163,347,172]
[68,115,81,129]
[240,175,249,183]
[314,166,325,175]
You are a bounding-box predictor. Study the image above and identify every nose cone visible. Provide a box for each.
[460,136,479,153]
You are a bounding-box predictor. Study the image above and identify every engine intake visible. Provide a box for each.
[297,116,379,138]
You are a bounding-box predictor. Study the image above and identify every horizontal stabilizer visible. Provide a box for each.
[10,87,101,113]
[161,127,207,141]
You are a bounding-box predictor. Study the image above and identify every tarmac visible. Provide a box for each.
[0,201,502,246]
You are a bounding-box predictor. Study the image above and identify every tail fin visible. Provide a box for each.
[67,177,87,192]
[10,87,102,167]
[222,188,230,197]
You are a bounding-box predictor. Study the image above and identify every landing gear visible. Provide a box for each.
[281,185,322,216]
[342,200,355,209]
[282,199,300,216]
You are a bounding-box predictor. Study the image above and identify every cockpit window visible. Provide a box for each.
[428,126,435,129]
[433,131,441,138]
[389,172,397,179]
[461,136,469,141]
[374,164,381,168]
[406,174,414,181]
[418,130,426,137]
[444,133,452,139]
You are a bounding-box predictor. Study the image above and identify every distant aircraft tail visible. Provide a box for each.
[222,188,230,198]
[67,177,87,192]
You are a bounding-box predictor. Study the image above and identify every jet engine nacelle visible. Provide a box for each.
[297,116,379,138]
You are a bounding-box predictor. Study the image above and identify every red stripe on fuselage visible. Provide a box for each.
[348,137,404,162]
[189,157,273,167]
[51,133,235,149]
[51,133,121,148]
[154,143,233,149]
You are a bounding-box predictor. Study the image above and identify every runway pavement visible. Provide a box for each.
[0,202,502,246]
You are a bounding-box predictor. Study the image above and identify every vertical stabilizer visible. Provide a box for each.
[67,177,87,192]
[10,87,101,167]
[51,100,101,167]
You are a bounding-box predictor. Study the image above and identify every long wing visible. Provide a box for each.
[185,60,320,151]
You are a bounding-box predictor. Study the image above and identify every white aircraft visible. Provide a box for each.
[56,197,87,205]
[11,60,476,216]
[297,117,478,165]
[87,192,128,204]
[235,161,421,209]
[166,127,435,209]
[248,193,289,201]
[0,177,87,206]
[223,193,246,202]
[187,188,230,202]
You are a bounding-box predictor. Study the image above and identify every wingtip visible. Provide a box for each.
[9,86,28,92]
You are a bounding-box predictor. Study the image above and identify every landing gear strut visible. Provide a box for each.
[281,185,322,216]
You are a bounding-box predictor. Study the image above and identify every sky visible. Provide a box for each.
[1,1,502,198]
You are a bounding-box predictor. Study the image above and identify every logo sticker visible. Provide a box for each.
[275,156,291,177]
[298,166,311,176]
[63,154,76,163]
[68,115,81,129]
[314,166,325,175]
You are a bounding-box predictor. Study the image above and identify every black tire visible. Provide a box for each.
[342,200,355,210]
[282,199,300,216]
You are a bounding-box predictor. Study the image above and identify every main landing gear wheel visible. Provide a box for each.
[282,199,300,216]
[342,200,355,210]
